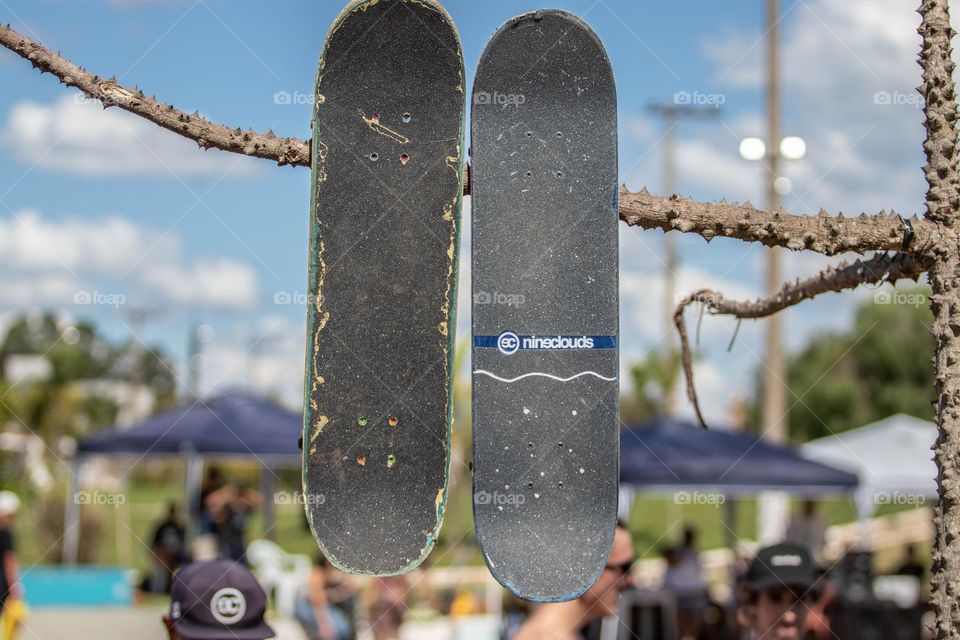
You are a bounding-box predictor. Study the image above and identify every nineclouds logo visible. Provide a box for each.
[478,332,616,355]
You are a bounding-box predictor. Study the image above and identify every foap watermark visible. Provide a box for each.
[674,491,726,506]
[474,290,525,307]
[874,91,923,108]
[273,90,317,106]
[273,291,318,306]
[474,490,525,507]
[74,491,126,507]
[673,90,725,108]
[473,91,526,108]
[873,290,926,307]
[273,490,326,506]
[875,491,926,507]
[74,290,126,308]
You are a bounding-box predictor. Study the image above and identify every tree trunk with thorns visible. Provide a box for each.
[3,0,960,634]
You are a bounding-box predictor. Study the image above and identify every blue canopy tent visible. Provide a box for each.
[620,418,859,550]
[65,392,302,563]
[621,418,859,494]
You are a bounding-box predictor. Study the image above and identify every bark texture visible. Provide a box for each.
[674,252,926,428]
[619,187,936,256]
[919,1,960,637]
[0,24,311,167]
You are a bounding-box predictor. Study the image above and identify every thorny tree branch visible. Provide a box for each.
[0,23,312,166]
[0,22,936,261]
[673,252,927,428]
[619,187,937,257]
[917,1,960,637]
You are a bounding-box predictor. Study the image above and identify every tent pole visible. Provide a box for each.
[723,495,738,592]
[183,450,203,553]
[260,465,276,542]
[62,455,82,564]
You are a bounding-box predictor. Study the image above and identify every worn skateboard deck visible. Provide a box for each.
[471,10,619,601]
[302,0,465,576]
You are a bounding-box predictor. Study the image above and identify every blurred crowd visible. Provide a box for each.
[0,488,932,640]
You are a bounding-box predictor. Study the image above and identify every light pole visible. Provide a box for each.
[740,0,807,544]
[648,101,719,414]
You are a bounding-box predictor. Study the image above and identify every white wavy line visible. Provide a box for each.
[474,369,616,383]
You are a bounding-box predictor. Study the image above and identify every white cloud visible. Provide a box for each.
[0,209,259,310]
[2,95,259,177]
[0,209,176,273]
[141,258,259,309]
[199,314,306,410]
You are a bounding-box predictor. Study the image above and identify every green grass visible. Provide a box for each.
[12,468,924,577]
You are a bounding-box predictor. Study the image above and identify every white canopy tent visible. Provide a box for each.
[801,414,938,518]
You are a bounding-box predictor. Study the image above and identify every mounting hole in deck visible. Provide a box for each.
[400,153,410,165]
[369,153,378,161]
[525,171,533,177]
[525,131,533,138]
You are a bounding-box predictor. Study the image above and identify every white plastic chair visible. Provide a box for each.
[247,538,313,618]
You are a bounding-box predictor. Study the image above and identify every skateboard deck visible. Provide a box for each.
[302,0,465,576]
[471,10,619,601]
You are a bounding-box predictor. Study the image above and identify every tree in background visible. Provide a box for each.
[0,312,177,445]
[621,349,681,424]
[746,286,934,442]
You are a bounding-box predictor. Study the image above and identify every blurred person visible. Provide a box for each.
[0,492,21,628]
[785,500,826,563]
[663,525,708,640]
[295,555,352,640]
[513,523,635,640]
[220,484,261,562]
[194,468,225,534]
[500,594,533,640]
[368,573,410,640]
[143,503,187,594]
[162,559,274,640]
[737,543,819,640]
[323,559,357,632]
[193,469,229,560]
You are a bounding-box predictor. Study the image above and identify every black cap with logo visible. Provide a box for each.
[745,543,818,594]
[169,560,275,640]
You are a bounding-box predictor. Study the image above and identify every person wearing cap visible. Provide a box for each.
[0,491,21,624]
[163,559,275,640]
[737,543,820,640]
[513,523,635,640]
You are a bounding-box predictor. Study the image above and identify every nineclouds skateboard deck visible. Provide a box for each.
[471,10,619,601]
[303,0,465,576]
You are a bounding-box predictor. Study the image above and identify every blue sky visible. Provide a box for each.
[0,0,939,422]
